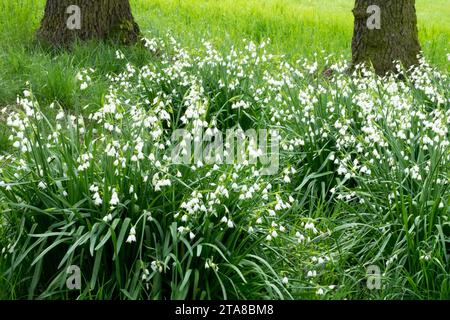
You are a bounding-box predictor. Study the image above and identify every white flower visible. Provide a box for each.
[316,288,324,295]
[298,234,308,243]
[93,192,103,206]
[205,258,219,272]
[126,234,136,243]
[151,260,163,273]
[110,189,119,206]
[282,277,289,284]
[102,214,112,222]
[145,210,154,222]
[420,254,431,261]
[56,111,65,120]
[38,181,47,189]
[231,100,250,110]
[304,222,317,233]
[227,220,234,228]
[115,50,125,60]
[307,270,317,278]
[126,226,136,243]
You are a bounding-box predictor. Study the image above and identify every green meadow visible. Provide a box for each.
[0,0,449,105]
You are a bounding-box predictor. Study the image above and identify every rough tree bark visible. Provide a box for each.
[37,0,140,46]
[351,0,421,75]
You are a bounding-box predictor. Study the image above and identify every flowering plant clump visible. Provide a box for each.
[0,36,448,299]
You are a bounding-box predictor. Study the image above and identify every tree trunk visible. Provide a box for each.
[37,0,140,46]
[351,0,421,75]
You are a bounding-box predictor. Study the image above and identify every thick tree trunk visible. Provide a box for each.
[37,0,140,46]
[351,0,421,75]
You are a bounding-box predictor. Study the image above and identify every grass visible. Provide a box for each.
[0,0,449,300]
[0,0,449,106]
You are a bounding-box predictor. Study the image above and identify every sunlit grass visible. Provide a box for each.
[0,0,448,106]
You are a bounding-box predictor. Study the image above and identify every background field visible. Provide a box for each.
[0,0,449,105]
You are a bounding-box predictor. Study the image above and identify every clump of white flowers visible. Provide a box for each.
[76,68,95,91]
[1,36,448,299]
